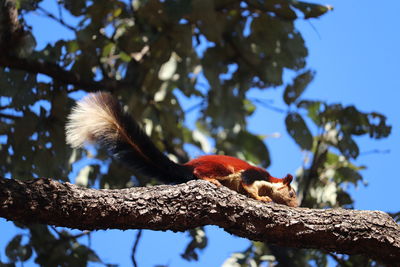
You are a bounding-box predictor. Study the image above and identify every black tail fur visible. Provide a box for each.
[66,92,193,183]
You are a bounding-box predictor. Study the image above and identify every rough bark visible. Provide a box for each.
[0,177,399,265]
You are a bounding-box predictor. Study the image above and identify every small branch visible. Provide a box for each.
[57,0,64,23]
[0,177,399,266]
[306,20,322,40]
[50,225,90,240]
[0,113,20,120]
[360,149,391,156]
[0,104,12,110]
[250,98,286,113]
[36,6,75,32]
[131,230,143,267]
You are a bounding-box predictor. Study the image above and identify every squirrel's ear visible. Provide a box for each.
[283,174,293,185]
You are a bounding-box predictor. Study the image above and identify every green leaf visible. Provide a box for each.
[338,134,359,159]
[5,235,32,262]
[102,42,115,57]
[165,0,191,19]
[321,104,392,139]
[237,131,270,167]
[335,167,363,185]
[6,235,22,261]
[181,228,207,261]
[191,0,222,42]
[285,112,313,150]
[67,41,79,53]
[243,99,256,116]
[292,2,333,19]
[368,112,392,139]
[283,70,315,105]
[297,100,322,125]
[119,51,131,62]
[75,245,102,263]
[325,152,341,166]
[336,189,354,207]
[203,82,246,129]
[64,0,87,16]
[247,1,298,20]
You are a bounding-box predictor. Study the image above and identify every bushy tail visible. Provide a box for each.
[66,92,193,183]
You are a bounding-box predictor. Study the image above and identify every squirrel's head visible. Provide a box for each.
[270,174,298,207]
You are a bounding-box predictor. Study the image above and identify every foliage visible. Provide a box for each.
[0,0,392,266]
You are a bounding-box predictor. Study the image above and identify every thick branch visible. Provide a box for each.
[0,55,125,92]
[0,177,399,265]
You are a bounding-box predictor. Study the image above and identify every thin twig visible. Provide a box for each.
[0,113,20,120]
[307,20,322,40]
[37,6,76,32]
[359,149,390,156]
[50,225,91,240]
[251,98,286,113]
[0,104,12,110]
[56,0,64,23]
[131,230,143,267]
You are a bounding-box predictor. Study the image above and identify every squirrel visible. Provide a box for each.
[66,92,298,207]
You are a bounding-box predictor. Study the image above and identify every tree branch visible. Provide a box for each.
[37,6,76,32]
[1,177,399,265]
[0,177,399,265]
[0,55,131,92]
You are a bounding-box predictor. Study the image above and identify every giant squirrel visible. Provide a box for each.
[66,92,298,207]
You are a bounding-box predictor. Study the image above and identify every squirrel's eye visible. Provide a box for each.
[289,191,294,198]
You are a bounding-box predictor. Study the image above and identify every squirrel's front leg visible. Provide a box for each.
[241,182,273,202]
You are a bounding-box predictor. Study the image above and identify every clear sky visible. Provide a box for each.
[1,0,399,266]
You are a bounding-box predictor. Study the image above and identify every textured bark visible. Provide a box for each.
[0,177,399,265]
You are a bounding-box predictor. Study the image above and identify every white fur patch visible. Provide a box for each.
[252,180,282,191]
[65,92,119,148]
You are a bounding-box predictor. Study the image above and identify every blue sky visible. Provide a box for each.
[1,0,399,266]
